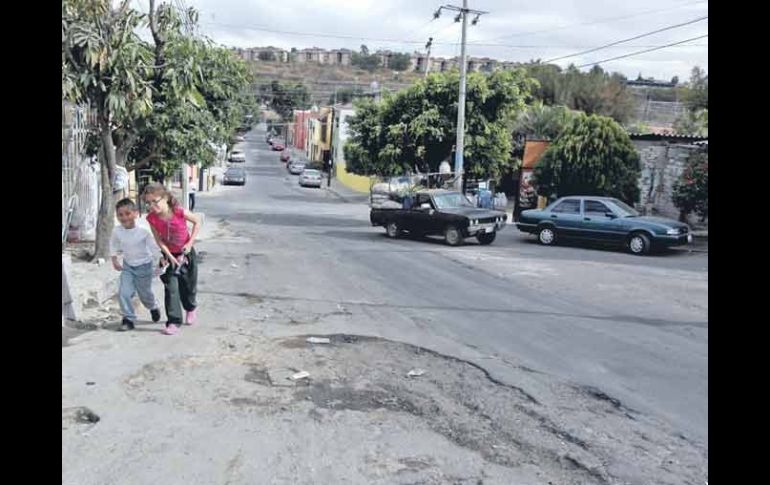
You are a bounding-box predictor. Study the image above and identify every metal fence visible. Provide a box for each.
[62,101,99,244]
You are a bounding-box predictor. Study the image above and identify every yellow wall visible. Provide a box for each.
[336,157,374,193]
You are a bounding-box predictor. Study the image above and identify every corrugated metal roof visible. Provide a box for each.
[628,133,708,142]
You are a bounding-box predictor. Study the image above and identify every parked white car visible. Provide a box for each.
[299,169,322,188]
[229,151,246,163]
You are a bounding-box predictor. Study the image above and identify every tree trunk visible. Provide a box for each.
[93,115,117,260]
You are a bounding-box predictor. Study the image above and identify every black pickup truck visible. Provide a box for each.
[370,190,507,246]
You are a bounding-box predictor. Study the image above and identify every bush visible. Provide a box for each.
[672,150,708,222]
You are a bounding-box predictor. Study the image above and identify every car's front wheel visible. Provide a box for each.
[627,232,651,255]
[444,225,463,246]
[537,225,556,245]
[476,232,496,245]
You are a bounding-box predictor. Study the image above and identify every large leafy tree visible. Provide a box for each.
[533,113,641,203]
[344,70,534,179]
[63,0,254,258]
[62,0,154,259]
[524,62,635,124]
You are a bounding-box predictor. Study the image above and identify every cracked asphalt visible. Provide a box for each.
[62,125,707,484]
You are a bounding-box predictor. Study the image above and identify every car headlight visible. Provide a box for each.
[666,228,679,235]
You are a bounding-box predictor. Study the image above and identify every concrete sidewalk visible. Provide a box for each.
[324,177,371,204]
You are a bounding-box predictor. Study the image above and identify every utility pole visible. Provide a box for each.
[424,37,433,78]
[433,2,488,191]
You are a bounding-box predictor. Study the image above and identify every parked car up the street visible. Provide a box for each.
[299,169,322,187]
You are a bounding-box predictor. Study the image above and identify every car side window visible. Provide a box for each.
[415,194,433,209]
[584,200,612,217]
[552,199,581,214]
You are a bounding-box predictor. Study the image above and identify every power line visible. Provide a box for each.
[470,0,708,44]
[576,34,708,68]
[544,15,708,63]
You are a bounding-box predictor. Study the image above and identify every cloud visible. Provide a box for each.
[185,0,707,79]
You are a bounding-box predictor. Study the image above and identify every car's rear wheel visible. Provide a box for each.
[537,225,556,245]
[444,225,463,246]
[476,232,497,245]
[627,232,651,255]
[386,221,401,238]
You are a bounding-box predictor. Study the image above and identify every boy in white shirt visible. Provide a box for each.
[111,198,161,331]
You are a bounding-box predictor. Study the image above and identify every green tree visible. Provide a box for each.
[62,0,154,259]
[344,70,534,179]
[63,0,254,258]
[268,80,310,120]
[684,66,708,112]
[351,45,381,72]
[672,149,708,222]
[525,63,635,123]
[524,63,561,105]
[533,113,641,203]
[130,39,255,176]
[509,102,576,171]
[388,53,411,72]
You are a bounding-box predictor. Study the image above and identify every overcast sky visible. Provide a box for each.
[167,0,707,81]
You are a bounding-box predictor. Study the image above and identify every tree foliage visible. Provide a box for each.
[523,62,635,123]
[509,102,576,171]
[672,149,708,222]
[264,80,310,120]
[533,113,641,203]
[344,70,534,179]
[351,45,381,72]
[388,53,412,72]
[683,66,708,112]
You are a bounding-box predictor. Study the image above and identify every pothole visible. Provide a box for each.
[121,335,707,485]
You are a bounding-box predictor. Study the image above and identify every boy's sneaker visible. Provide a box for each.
[119,318,135,332]
[185,309,197,325]
[162,324,179,336]
[151,308,161,323]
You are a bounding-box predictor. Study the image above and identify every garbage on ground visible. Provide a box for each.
[306,337,331,344]
[407,368,426,377]
[289,371,310,381]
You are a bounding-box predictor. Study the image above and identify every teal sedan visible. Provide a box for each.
[516,196,692,255]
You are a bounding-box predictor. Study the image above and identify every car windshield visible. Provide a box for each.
[226,169,244,175]
[303,170,320,176]
[433,192,474,209]
[609,199,640,217]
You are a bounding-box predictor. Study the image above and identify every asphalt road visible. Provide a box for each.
[62,125,707,484]
[204,126,708,444]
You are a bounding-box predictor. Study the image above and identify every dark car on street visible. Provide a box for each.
[515,196,692,254]
[222,167,246,186]
[370,190,507,246]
